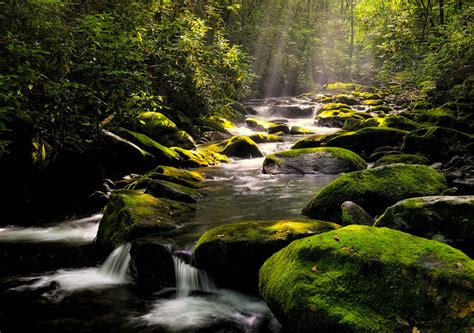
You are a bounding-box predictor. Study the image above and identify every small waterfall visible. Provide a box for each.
[98,243,131,283]
[173,256,216,298]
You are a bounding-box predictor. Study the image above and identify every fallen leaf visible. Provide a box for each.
[333,236,340,242]
[311,266,317,272]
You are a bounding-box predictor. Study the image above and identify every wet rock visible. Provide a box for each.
[375,195,474,256]
[248,133,284,143]
[130,238,175,292]
[267,124,290,135]
[122,130,181,165]
[260,225,474,333]
[315,109,371,128]
[303,164,448,222]
[452,178,474,195]
[96,189,195,250]
[145,180,205,203]
[268,105,315,118]
[289,126,315,135]
[341,201,373,226]
[362,99,384,106]
[374,153,431,167]
[263,147,367,175]
[320,94,359,105]
[171,147,229,167]
[221,135,263,159]
[292,132,344,149]
[152,165,205,188]
[137,111,178,136]
[193,219,340,292]
[245,117,275,131]
[326,127,409,160]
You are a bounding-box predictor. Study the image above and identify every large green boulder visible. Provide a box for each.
[375,195,474,256]
[96,189,195,250]
[326,127,409,159]
[193,219,340,292]
[303,164,448,222]
[137,111,178,137]
[263,147,367,174]
[292,132,344,149]
[318,103,351,112]
[402,126,473,162]
[123,130,181,165]
[415,102,474,132]
[374,153,431,167]
[315,109,371,128]
[221,135,263,159]
[259,226,474,332]
[171,147,229,167]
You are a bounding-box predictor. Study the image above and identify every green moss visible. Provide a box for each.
[145,179,204,203]
[325,127,409,159]
[138,111,177,136]
[320,103,351,112]
[370,105,393,113]
[193,219,340,291]
[245,117,276,131]
[375,195,474,256]
[259,225,474,332]
[292,132,345,149]
[316,109,372,128]
[96,189,195,250]
[362,99,384,106]
[350,91,381,100]
[221,135,263,158]
[209,116,235,129]
[124,130,181,164]
[303,163,448,222]
[248,133,284,143]
[326,82,363,92]
[290,126,315,135]
[374,153,430,167]
[171,147,229,167]
[156,165,204,183]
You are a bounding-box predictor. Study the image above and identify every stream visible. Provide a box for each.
[0,98,340,332]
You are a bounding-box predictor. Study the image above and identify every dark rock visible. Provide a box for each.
[341,201,373,226]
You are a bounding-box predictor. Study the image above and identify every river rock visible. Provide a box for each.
[263,147,367,174]
[375,195,474,256]
[152,165,205,188]
[292,132,344,149]
[193,219,340,292]
[320,94,359,105]
[96,189,195,250]
[248,133,284,143]
[414,102,474,133]
[171,147,229,167]
[245,117,275,131]
[402,126,474,162]
[326,127,409,159]
[268,124,290,135]
[130,238,175,291]
[315,109,371,128]
[302,164,448,222]
[341,201,373,226]
[259,225,474,332]
[289,126,315,135]
[122,130,181,165]
[221,135,263,159]
[137,111,178,139]
[374,153,431,167]
[145,179,205,203]
[268,105,315,118]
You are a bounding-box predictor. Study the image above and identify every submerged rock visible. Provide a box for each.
[263,147,367,174]
[375,195,474,256]
[374,153,431,167]
[130,238,175,292]
[193,219,340,292]
[259,226,474,332]
[341,201,373,226]
[303,164,448,222]
[96,189,195,250]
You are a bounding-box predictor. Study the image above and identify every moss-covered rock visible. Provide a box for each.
[415,102,474,132]
[326,82,364,92]
[96,189,195,250]
[248,133,284,143]
[268,105,315,118]
[221,135,263,159]
[319,103,351,112]
[303,164,448,222]
[245,117,275,131]
[370,105,393,113]
[375,195,474,256]
[268,123,290,135]
[341,201,373,226]
[263,147,367,175]
[171,147,229,167]
[291,132,344,149]
[145,179,205,203]
[259,225,474,332]
[208,116,235,129]
[351,91,381,100]
[289,126,315,135]
[383,115,422,131]
[193,219,340,291]
[137,111,178,139]
[402,126,474,162]
[315,109,372,128]
[362,99,384,106]
[123,130,181,165]
[320,94,359,105]
[374,153,431,167]
[325,127,409,159]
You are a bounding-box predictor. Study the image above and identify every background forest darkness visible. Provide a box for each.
[0,0,472,218]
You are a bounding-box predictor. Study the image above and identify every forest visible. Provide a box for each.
[0,0,473,332]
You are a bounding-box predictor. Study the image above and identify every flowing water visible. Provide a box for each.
[0,98,341,332]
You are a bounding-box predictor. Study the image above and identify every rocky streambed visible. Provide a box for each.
[1,87,473,332]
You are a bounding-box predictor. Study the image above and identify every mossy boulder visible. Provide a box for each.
[96,189,195,250]
[415,102,474,132]
[326,82,363,92]
[268,105,315,118]
[303,164,448,222]
[263,147,367,175]
[320,94,359,105]
[374,153,431,167]
[325,127,409,159]
[193,219,340,292]
[145,180,205,203]
[341,201,373,226]
[153,165,204,188]
[259,225,474,332]
[315,109,371,128]
[351,91,381,100]
[370,105,393,113]
[375,195,474,256]
[382,115,422,131]
[245,117,275,131]
[137,111,178,138]
[402,126,474,162]
[268,123,290,135]
[289,126,315,135]
[318,103,351,113]
[171,147,229,167]
[123,130,181,165]
[342,117,382,131]
[248,133,284,143]
[362,99,384,106]
[221,135,263,159]
[292,132,345,149]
